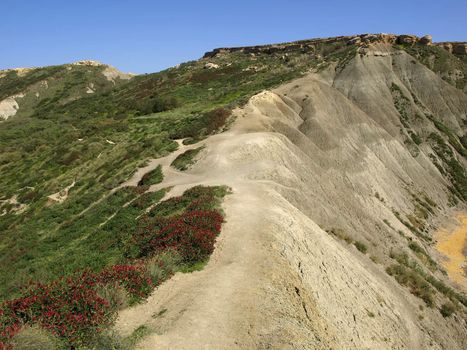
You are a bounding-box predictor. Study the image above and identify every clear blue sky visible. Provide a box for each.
[2,0,466,74]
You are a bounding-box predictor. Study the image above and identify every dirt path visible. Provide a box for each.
[118,139,204,189]
[117,184,288,349]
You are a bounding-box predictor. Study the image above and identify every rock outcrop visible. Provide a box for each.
[72,60,104,67]
[397,34,419,44]
[453,43,467,54]
[204,62,220,69]
[0,93,24,121]
[435,42,467,54]
[419,35,433,45]
[203,34,441,58]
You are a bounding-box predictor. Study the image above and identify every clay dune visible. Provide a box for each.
[116,43,466,349]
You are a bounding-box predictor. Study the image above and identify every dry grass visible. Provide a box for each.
[11,325,61,350]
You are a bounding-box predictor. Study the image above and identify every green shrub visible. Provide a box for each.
[409,131,422,145]
[327,228,352,244]
[386,264,434,307]
[152,96,179,113]
[439,302,455,318]
[383,219,393,229]
[408,242,437,271]
[390,251,467,307]
[146,249,182,284]
[171,146,204,171]
[96,283,129,312]
[354,241,368,254]
[428,133,467,201]
[408,242,424,254]
[137,165,164,186]
[124,325,152,349]
[88,330,124,350]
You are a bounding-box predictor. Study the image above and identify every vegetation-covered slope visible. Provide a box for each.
[0,39,358,298]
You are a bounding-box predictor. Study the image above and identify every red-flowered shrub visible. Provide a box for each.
[0,282,109,347]
[97,264,153,298]
[181,210,223,232]
[130,210,223,262]
[0,265,154,348]
[0,308,20,350]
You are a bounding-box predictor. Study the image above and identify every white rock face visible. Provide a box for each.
[102,65,133,82]
[204,62,220,69]
[72,60,104,66]
[0,93,24,120]
[86,82,95,94]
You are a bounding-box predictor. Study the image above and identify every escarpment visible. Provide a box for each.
[203,33,466,58]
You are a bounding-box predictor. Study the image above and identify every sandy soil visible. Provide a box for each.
[435,213,467,290]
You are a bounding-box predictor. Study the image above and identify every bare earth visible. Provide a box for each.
[435,213,467,291]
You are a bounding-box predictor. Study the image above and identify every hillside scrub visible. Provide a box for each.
[386,263,435,307]
[171,146,205,171]
[0,187,164,299]
[396,43,467,89]
[137,165,163,186]
[0,186,228,349]
[354,241,368,254]
[428,133,467,200]
[387,251,467,311]
[0,43,353,306]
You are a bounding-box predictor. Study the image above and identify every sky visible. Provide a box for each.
[2,0,466,74]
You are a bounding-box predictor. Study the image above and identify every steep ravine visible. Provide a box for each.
[116,44,466,349]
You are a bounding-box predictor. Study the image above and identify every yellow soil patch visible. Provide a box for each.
[435,213,467,290]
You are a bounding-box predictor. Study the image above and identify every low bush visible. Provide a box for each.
[152,97,179,113]
[137,165,163,187]
[146,250,182,284]
[327,228,352,244]
[390,251,467,308]
[95,284,129,312]
[171,146,204,171]
[202,108,231,134]
[168,108,231,140]
[408,242,424,254]
[354,241,368,254]
[130,210,223,263]
[439,302,455,318]
[386,264,434,307]
[0,264,153,348]
[408,242,437,271]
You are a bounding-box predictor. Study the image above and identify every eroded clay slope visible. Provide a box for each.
[116,44,467,349]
